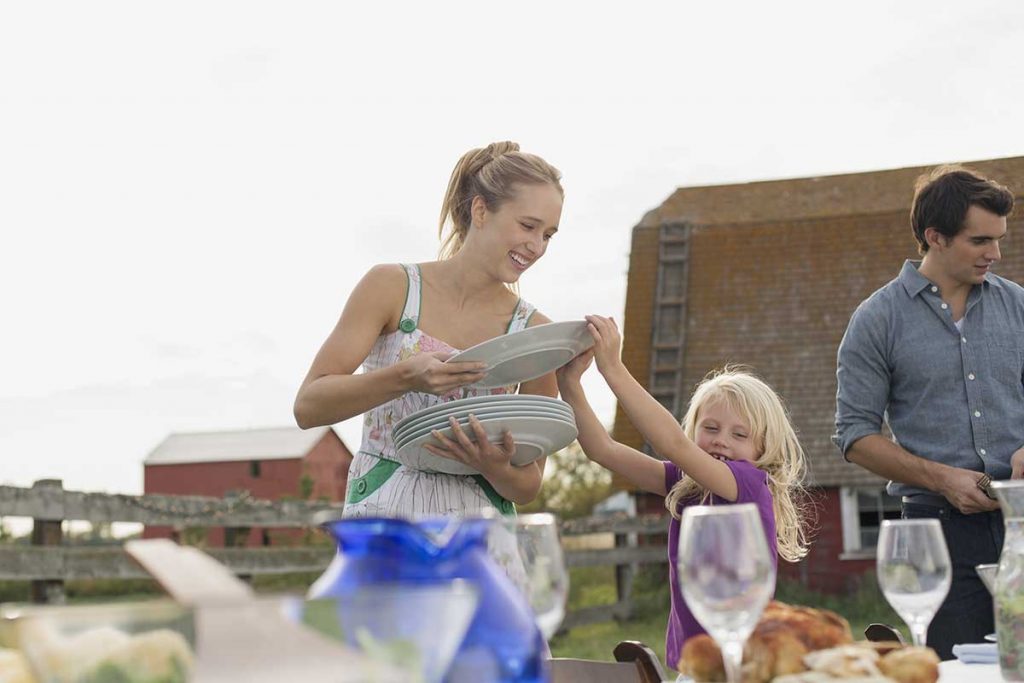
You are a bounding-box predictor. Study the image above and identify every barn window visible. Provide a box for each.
[250,461,261,478]
[840,486,902,557]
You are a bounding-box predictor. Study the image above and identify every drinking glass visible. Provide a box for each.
[876,518,951,647]
[676,504,775,683]
[515,513,570,639]
[489,512,570,640]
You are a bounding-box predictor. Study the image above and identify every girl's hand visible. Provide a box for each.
[400,352,488,395]
[556,349,594,390]
[1012,447,1024,479]
[584,315,625,374]
[423,415,515,476]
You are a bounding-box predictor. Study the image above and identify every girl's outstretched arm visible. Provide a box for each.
[584,315,740,501]
[556,351,666,496]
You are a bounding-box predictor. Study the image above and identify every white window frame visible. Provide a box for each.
[839,485,901,560]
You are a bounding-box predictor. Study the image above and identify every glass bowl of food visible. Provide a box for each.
[0,599,195,683]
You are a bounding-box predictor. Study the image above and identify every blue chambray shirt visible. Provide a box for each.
[834,260,1024,497]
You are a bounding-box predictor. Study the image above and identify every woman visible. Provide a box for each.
[294,141,564,518]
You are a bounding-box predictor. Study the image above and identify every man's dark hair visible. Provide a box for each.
[910,165,1014,254]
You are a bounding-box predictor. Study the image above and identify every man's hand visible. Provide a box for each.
[935,466,1001,514]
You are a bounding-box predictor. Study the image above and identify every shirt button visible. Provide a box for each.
[980,449,987,456]
[968,373,976,380]
[962,337,968,343]
[974,410,981,418]
[940,303,948,310]
[356,480,368,494]
[931,286,938,293]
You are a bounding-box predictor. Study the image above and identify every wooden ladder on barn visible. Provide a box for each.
[648,221,692,421]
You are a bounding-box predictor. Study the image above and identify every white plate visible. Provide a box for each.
[393,394,572,433]
[395,409,576,450]
[445,321,594,389]
[395,401,573,439]
[394,415,578,475]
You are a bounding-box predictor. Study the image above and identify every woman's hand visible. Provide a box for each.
[400,352,488,395]
[423,414,516,477]
[1011,447,1024,479]
[556,349,594,391]
[584,314,625,375]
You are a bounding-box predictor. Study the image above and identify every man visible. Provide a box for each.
[834,165,1024,660]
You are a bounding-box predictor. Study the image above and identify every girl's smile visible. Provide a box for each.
[695,398,759,464]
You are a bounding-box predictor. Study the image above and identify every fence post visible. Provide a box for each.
[614,531,635,620]
[30,479,66,604]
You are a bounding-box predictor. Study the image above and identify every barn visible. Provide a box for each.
[615,156,1024,592]
[143,425,352,547]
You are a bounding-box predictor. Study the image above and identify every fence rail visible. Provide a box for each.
[0,480,670,629]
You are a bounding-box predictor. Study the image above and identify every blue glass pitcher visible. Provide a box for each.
[309,516,548,683]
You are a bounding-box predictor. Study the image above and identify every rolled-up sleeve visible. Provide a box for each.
[834,300,891,458]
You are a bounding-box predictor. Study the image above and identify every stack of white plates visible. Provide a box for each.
[393,394,577,475]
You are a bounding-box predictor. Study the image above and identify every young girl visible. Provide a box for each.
[556,314,809,670]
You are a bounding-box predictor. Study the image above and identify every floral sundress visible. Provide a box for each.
[342,263,537,519]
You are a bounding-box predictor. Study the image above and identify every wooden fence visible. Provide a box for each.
[0,480,670,630]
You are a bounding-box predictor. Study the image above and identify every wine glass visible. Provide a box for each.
[489,512,570,639]
[876,519,951,647]
[514,513,570,639]
[676,504,775,683]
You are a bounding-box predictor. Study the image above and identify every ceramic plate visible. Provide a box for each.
[445,321,594,389]
[395,401,573,439]
[393,415,578,475]
[395,408,576,450]
[393,394,572,433]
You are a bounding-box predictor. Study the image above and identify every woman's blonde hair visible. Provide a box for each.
[664,366,811,562]
[438,141,563,260]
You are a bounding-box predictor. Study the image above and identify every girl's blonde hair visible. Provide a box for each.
[664,366,811,562]
[438,141,563,260]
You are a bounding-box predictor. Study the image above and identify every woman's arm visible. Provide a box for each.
[556,351,667,495]
[293,265,487,428]
[424,415,544,504]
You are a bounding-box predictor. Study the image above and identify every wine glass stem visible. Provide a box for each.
[910,623,927,647]
[721,640,744,683]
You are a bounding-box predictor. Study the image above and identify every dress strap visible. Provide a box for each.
[505,298,537,334]
[397,264,422,334]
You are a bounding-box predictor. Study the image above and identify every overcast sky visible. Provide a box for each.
[2,1,1023,503]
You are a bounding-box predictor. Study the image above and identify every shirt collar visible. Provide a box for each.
[898,260,932,298]
[898,259,991,299]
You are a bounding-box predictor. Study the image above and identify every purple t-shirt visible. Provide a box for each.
[663,459,777,670]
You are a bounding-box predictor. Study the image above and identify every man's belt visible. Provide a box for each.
[901,493,953,510]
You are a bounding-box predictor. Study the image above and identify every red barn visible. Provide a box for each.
[616,156,1024,593]
[143,426,353,547]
